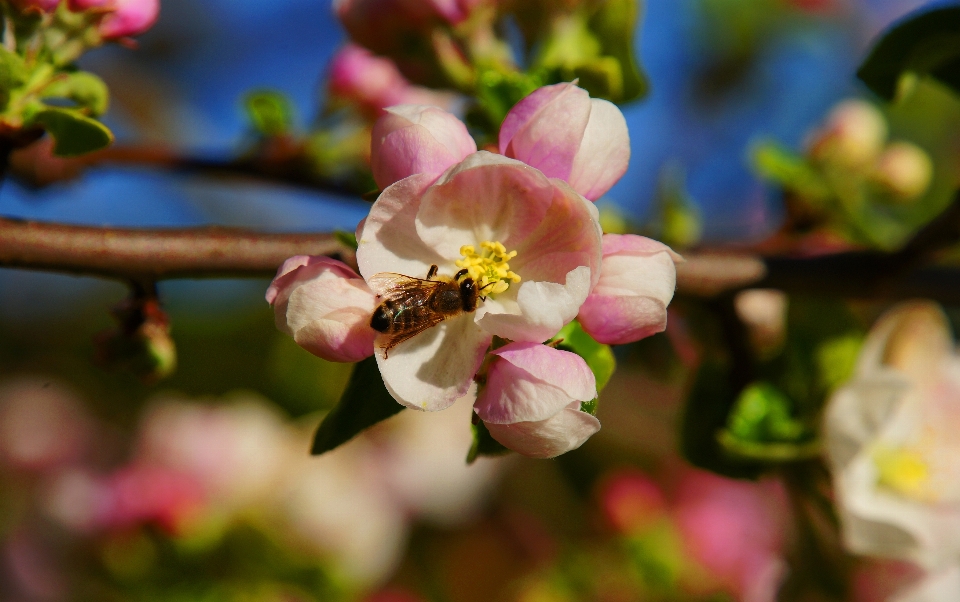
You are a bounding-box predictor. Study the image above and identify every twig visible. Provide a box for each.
[0,216,352,281]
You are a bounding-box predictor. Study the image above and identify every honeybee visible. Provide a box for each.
[369,264,480,357]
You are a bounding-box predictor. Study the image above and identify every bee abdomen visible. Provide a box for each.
[370,304,393,332]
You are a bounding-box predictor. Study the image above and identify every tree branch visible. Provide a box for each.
[0,216,352,281]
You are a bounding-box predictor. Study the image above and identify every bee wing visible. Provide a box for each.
[368,272,445,302]
[378,311,449,356]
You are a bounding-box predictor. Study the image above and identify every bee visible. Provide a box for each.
[369,264,480,358]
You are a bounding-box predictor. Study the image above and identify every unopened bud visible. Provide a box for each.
[871,141,933,201]
[735,289,787,358]
[808,99,887,168]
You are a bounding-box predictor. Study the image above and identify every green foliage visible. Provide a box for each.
[333,230,358,251]
[751,141,831,203]
[716,382,820,463]
[310,356,404,455]
[466,419,510,464]
[816,333,863,391]
[857,5,960,101]
[32,106,113,156]
[555,319,616,393]
[42,70,110,116]
[244,90,294,137]
[588,0,648,103]
[0,47,28,109]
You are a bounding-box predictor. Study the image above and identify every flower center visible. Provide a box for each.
[874,445,930,500]
[456,241,521,296]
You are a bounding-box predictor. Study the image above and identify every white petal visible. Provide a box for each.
[891,566,960,602]
[357,173,445,281]
[375,314,491,411]
[568,99,630,201]
[592,250,678,305]
[475,266,592,342]
[484,402,600,459]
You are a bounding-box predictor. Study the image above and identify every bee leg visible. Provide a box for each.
[454,268,469,281]
[426,265,439,280]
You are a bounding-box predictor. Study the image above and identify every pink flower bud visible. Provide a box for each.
[328,45,457,119]
[872,141,933,201]
[10,0,60,13]
[370,104,477,189]
[499,82,630,201]
[72,0,159,39]
[808,99,887,168]
[475,342,599,459]
[267,256,377,363]
[578,234,681,345]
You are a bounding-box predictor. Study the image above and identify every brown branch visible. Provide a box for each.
[10,140,372,198]
[0,216,352,281]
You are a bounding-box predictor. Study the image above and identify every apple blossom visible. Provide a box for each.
[598,469,668,534]
[673,470,788,602]
[328,45,459,119]
[825,301,960,576]
[70,0,160,39]
[577,234,681,345]
[267,255,378,363]
[474,342,599,458]
[499,82,630,201]
[370,104,477,190]
[335,0,484,57]
[357,151,602,411]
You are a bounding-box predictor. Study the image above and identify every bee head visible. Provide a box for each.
[459,277,478,312]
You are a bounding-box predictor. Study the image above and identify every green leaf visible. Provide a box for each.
[32,107,113,156]
[0,46,27,110]
[310,357,404,455]
[715,432,822,463]
[555,319,616,393]
[857,5,960,100]
[244,90,294,137]
[750,141,831,203]
[725,382,809,443]
[467,419,510,464]
[588,0,648,103]
[333,229,358,251]
[42,71,110,116]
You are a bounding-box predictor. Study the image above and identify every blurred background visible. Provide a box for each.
[1,0,956,600]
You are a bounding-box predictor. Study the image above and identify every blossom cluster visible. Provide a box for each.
[11,0,159,39]
[268,82,680,459]
[0,378,501,591]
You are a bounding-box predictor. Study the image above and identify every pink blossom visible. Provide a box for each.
[328,45,458,119]
[370,104,477,189]
[499,82,630,201]
[267,255,378,363]
[357,152,602,411]
[673,470,788,602]
[70,0,159,39]
[577,234,681,345]
[94,465,205,534]
[598,469,667,534]
[474,342,598,458]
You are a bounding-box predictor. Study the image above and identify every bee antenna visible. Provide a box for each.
[454,268,469,281]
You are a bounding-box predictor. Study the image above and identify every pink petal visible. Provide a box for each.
[475,342,596,424]
[99,0,159,39]
[499,83,591,182]
[370,105,476,189]
[568,99,630,201]
[577,294,668,346]
[375,314,491,411]
[484,402,600,459]
[270,257,378,363]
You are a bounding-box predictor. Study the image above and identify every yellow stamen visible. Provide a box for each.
[455,240,521,296]
[874,445,929,500]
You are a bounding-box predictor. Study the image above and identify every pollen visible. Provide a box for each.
[874,445,930,500]
[456,241,521,296]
